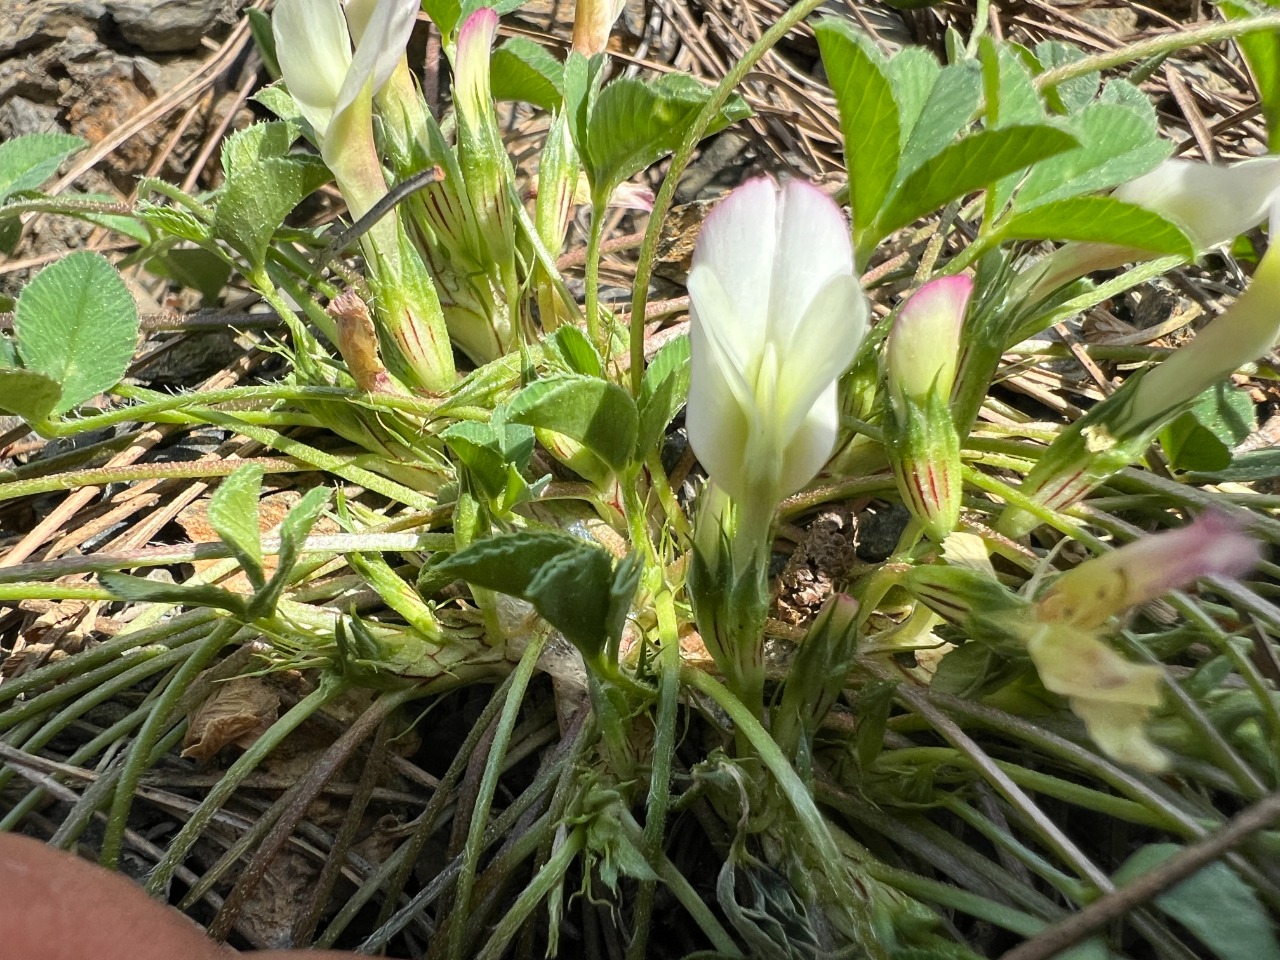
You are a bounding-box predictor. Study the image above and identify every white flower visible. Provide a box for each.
[687,177,867,519]
[1113,157,1280,249]
[273,0,417,146]
[1026,157,1280,298]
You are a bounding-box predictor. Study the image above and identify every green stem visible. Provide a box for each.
[0,639,197,736]
[345,671,526,947]
[620,809,743,956]
[0,698,150,832]
[0,530,454,585]
[628,0,830,396]
[0,608,218,708]
[472,827,585,960]
[0,642,196,798]
[446,632,548,960]
[100,620,239,868]
[961,464,1099,544]
[1035,13,1280,91]
[885,747,1182,829]
[941,797,1091,903]
[52,724,186,852]
[0,584,114,602]
[864,861,1045,938]
[682,668,842,867]
[585,668,636,779]
[627,597,682,960]
[882,669,1115,895]
[29,383,444,440]
[584,206,605,357]
[190,409,437,510]
[0,456,305,503]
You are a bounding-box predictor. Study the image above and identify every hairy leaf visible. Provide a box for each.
[507,374,638,472]
[1001,196,1193,255]
[491,37,564,110]
[0,132,85,203]
[816,19,900,234]
[14,251,139,415]
[875,125,1078,236]
[207,464,266,590]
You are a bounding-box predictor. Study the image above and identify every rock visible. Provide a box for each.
[854,502,911,563]
[62,56,158,178]
[104,0,243,54]
[0,95,62,138]
[0,0,108,57]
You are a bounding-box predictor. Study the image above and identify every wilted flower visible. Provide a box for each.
[1024,623,1168,771]
[572,0,626,56]
[328,290,398,394]
[1037,511,1261,630]
[687,176,867,544]
[884,276,972,540]
[1027,512,1262,771]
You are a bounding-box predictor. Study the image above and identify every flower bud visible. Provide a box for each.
[883,276,971,541]
[774,594,860,756]
[365,227,456,395]
[886,276,971,408]
[454,9,518,268]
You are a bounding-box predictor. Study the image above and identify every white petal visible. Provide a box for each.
[687,266,754,503]
[1113,157,1280,249]
[779,381,841,497]
[775,273,867,441]
[768,178,855,342]
[769,274,865,495]
[1130,235,1280,424]
[690,177,776,365]
[273,0,351,139]
[342,0,376,40]
[335,0,418,123]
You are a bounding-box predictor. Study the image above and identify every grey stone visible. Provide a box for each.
[0,96,62,139]
[104,0,240,53]
[0,0,108,57]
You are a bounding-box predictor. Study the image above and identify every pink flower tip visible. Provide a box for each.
[1175,510,1263,583]
[460,6,499,34]
[1038,509,1262,629]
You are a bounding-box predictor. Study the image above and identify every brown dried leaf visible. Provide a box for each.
[182,676,280,760]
